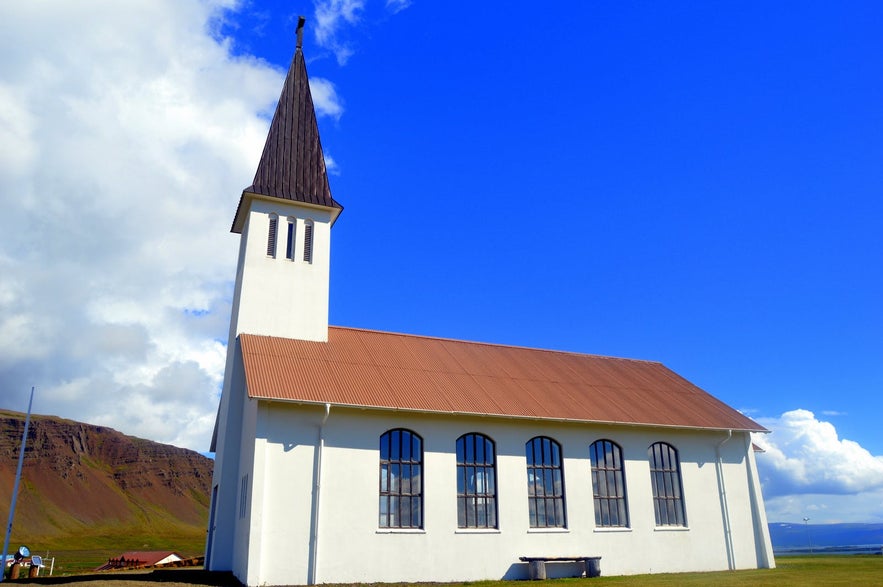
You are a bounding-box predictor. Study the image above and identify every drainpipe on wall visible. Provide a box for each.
[716,430,735,570]
[309,403,331,586]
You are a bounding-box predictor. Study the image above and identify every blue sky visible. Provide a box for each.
[1,1,881,524]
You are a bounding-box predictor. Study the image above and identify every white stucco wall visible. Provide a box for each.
[233,198,333,343]
[235,404,774,585]
[208,196,334,571]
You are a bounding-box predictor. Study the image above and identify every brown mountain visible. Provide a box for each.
[0,409,212,551]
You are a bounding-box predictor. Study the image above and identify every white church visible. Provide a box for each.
[206,19,775,585]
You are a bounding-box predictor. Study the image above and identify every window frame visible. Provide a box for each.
[648,442,687,527]
[525,436,567,528]
[589,439,629,528]
[285,217,296,260]
[379,428,423,529]
[456,432,498,529]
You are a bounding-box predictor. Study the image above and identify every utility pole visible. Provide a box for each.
[803,517,813,554]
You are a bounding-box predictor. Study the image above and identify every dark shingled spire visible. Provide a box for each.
[232,16,342,233]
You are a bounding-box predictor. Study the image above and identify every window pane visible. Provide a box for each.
[413,435,421,458]
[456,438,465,463]
[401,464,411,494]
[412,464,421,492]
[555,498,565,527]
[391,431,400,459]
[401,432,412,461]
[285,222,294,259]
[412,496,422,527]
[380,433,390,460]
[379,495,389,527]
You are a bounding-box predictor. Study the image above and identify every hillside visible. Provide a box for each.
[0,409,213,553]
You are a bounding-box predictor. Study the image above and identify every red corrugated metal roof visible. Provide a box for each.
[239,327,766,432]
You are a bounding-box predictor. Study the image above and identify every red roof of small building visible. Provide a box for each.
[239,327,765,432]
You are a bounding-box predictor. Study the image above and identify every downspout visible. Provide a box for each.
[716,430,735,570]
[309,403,331,586]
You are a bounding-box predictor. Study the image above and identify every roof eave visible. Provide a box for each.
[231,190,344,233]
[250,396,770,434]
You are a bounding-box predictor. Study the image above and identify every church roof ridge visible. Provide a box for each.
[232,16,342,233]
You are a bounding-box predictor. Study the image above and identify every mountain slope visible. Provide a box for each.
[0,409,212,548]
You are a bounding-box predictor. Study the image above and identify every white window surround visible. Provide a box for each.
[526,527,570,534]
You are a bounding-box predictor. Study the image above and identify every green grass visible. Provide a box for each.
[455,556,883,587]
[23,555,882,586]
[20,533,206,576]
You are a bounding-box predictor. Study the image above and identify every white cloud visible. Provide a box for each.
[324,154,341,175]
[311,0,411,65]
[314,0,365,65]
[0,1,288,452]
[385,0,412,15]
[310,77,345,120]
[753,409,883,522]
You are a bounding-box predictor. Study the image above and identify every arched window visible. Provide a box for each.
[648,442,686,526]
[266,213,278,257]
[525,436,566,528]
[590,439,629,527]
[285,217,296,260]
[379,429,423,528]
[303,219,314,263]
[456,433,497,529]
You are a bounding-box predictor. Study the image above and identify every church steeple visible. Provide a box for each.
[224,17,339,344]
[232,16,342,234]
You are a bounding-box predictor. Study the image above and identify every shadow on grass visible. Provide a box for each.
[13,570,242,587]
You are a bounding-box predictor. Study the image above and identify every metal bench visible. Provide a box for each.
[519,556,602,580]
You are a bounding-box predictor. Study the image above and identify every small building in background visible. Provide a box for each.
[95,551,182,571]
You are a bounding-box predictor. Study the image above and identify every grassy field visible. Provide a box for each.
[10,555,882,587]
[18,533,207,576]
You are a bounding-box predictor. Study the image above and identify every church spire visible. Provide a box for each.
[232,16,342,233]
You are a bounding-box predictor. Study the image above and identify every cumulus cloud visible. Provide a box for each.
[385,0,412,15]
[0,1,290,451]
[312,0,412,65]
[309,77,345,120]
[314,0,365,65]
[754,409,883,521]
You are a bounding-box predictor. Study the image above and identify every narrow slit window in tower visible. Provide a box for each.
[285,218,296,260]
[267,214,278,257]
[303,220,314,263]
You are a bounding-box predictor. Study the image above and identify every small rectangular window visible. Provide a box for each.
[285,220,295,260]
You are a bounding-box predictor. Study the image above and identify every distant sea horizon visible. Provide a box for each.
[768,522,883,556]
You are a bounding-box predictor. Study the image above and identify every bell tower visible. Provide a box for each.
[206,18,342,573]
[228,15,342,343]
